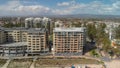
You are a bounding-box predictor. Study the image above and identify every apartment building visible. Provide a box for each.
[27,28,48,55]
[0,29,6,44]
[25,17,52,34]
[4,28,27,42]
[0,27,48,56]
[0,42,27,56]
[53,27,86,56]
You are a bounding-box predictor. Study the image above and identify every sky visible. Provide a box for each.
[0,0,120,16]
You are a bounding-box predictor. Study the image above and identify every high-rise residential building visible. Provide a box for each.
[42,17,51,34]
[53,27,86,56]
[0,29,6,44]
[33,18,42,28]
[27,28,48,55]
[0,27,48,56]
[25,17,34,28]
[4,28,27,42]
[25,17,52,34]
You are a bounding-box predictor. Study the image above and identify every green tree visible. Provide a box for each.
[72,22,81,27]
[114,26,120,39]
[3,23,14,28]
[95,23,111,51]
[86,23,97,42]
[56,24,60,27]
[36,23,42,28]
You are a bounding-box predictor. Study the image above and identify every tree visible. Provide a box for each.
[102,35,111,51]
[72,22,81,27]
[3,22,25,28]
[3,23,14,28]
[86,23,97,42]
[36,23,42,28]
[95,23,111,52]
[56,24,60,27]
[114,26,120,39]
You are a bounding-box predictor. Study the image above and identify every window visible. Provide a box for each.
[68,32,73,36]
[33,46,35,48]
[41,48,44,50]
[37,44,39,45]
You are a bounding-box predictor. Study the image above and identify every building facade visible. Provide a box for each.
[0,29,6,44]
[0,27,48,56]
[0,42,27,56]
[27,28,48,55]
[53,27,86,56]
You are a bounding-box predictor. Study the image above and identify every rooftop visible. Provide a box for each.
[27,28,47,33]
[0,27,47,33]
[0,42,27,47]
[53,27,86,32]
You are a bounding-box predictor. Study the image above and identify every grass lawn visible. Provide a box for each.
[0,59,7,67]
[35,58,100,67]
[8,59,33,68]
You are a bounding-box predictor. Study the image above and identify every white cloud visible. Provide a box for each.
[0,1,52,16]
[56,1,120,15]
[112,1,120,9]
[52,8,73,15]
[0,0,120,16]
[57,2,70,6]
[15,5,50,13]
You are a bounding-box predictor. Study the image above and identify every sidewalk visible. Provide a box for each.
[1,59,11,68]
[30,57,37,68]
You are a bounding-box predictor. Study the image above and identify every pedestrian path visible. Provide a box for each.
[30,61,35,68]
[1,59,11,68]
[30,57,37,68]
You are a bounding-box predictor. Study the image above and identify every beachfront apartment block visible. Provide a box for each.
[0,27,48,56]
[53,27,86,56]
[27,28,48,55]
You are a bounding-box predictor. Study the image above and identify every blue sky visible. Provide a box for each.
[0,0,120,16]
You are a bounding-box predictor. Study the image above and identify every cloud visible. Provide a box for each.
[52,8,73,15]
[0,1,52,16]
[0,0,75,15]
[56,1,120,15]
[57,2,70,6]
[15,5,50,14]
[0,0,120,16]
[112,1,120,9]
[22,1,38,4]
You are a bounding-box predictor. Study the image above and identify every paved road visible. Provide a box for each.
[101,57,111,62]
[104,60,120,68]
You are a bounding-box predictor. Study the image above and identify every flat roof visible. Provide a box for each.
[53,27,86,32]
[27,28,47,33]
[0,27,47,33]
[0,42,27,47]
[4,27,27,32]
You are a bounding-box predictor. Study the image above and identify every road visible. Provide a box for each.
[105,60,120,68]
